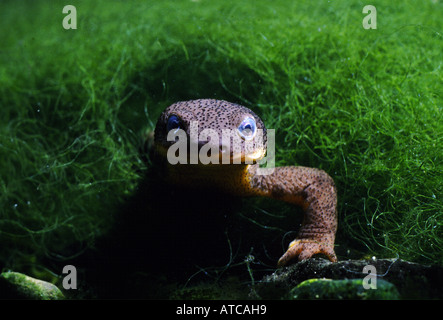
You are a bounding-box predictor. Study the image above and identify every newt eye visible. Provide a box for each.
[167,115,181,133]
[237,116,257,140]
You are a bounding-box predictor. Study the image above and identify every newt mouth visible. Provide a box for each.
[228,148,266,164]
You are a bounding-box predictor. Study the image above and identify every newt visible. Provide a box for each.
[153,99,337,266]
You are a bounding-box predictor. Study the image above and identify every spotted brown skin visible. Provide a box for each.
[153,99,338,266]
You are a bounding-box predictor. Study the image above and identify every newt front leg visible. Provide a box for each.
[247,165,338,266]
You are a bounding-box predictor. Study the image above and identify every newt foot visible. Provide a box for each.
[277,238,337,267]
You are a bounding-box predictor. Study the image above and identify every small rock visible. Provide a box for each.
[0,271,65,300]
[290,278,400,300]
[253,258,443,299]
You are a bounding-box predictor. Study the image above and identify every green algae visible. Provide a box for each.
[0,0,441,293]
